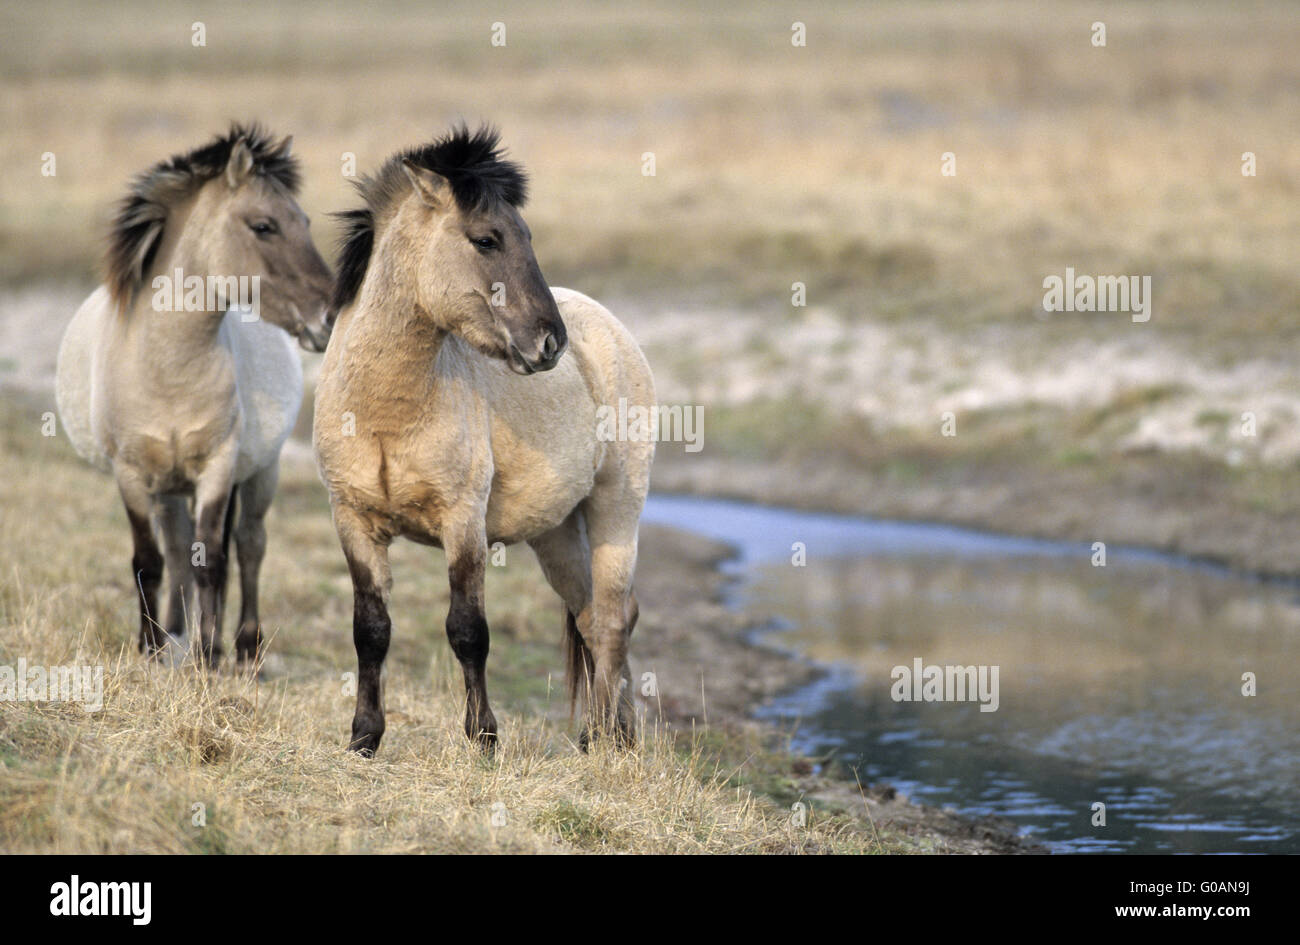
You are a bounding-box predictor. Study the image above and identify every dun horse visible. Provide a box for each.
[56,125,333,666]
[314,125,655,755]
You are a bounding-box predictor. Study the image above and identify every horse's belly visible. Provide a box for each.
[484,450,596,544]
[370,434,596,546]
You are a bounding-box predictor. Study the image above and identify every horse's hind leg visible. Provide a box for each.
[233,465,279,666]
[117,474,163,655]
[335,506,393,756]
[528,509,594,719]
[579,483,646,749]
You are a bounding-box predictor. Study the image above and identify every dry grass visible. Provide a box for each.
[0,651,840,854]
[0,394,882,854]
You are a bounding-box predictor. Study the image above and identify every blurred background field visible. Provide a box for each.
[2,0,1299,571]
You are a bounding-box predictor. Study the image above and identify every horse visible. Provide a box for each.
[313,125,655,756]
[55,124,334,667]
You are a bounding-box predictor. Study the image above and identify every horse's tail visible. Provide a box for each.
[562,592,638,716]
[562,607,593,717]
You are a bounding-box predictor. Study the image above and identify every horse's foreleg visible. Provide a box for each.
[233,464,279,667]
[444,517,497,752]
[216,483,237,642]
[157,495,195,640]
[336,508,393,756]
[192,448,237,669]
[117,474,163,655]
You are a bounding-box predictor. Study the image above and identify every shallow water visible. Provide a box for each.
[642,494,1300,853]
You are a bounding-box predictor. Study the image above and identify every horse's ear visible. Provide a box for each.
[225,137,255,189]
[275,134,294,159]
[401,158,450,210]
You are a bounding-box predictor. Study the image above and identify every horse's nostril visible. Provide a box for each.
[542,331,559,360]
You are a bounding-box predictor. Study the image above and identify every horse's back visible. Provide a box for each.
[55,286,114,473]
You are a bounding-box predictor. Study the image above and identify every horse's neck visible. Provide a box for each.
[119,239,233,387]
[340,262,449,404]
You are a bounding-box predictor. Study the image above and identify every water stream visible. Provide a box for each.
[642,494,1300,853]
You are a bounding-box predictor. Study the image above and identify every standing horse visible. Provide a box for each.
[55,125,333,667]
[314,125,654,755]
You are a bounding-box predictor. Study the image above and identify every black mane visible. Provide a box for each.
[329,124,528,317]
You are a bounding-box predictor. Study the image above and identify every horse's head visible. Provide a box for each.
[375,127,566,374]
[107,125,334,351]
[193,136,334,351]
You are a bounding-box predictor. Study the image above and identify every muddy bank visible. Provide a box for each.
[634,522,1046,854]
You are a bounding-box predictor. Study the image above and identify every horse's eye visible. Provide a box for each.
[249,220,279,237]
[471,236,498,251]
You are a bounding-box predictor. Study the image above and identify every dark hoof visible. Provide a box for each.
[139,628,174,657]
[235,623,262,665]
[579,719,636,753]
[348,732,382,757]
[467,715,499,754]
[350,715,384,757]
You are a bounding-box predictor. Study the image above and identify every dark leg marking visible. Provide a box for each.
[348,561,391,757]
[125,504,164,654]
[192,496,230,668]
[446,554,497,751]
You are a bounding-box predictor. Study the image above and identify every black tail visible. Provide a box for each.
[562,607,593,717]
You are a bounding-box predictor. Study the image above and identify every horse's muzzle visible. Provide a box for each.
[298,320,331,353]
[507,327,565,375]
[291,301,332,352]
